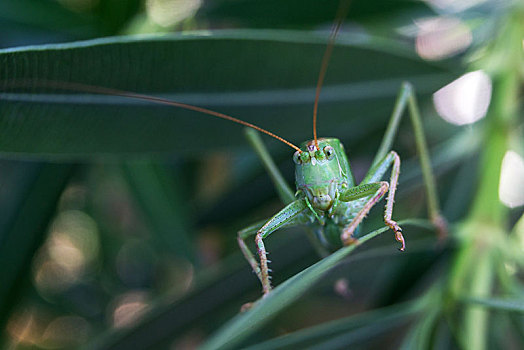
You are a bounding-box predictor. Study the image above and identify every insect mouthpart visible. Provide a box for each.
[312,194,333,211]
[302,183,337,211]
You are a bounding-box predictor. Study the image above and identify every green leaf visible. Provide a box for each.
[0,161,73,330]
[400,301,441,350]
[0,30,454,159]
[244,301,422,350]
[200,219,434,350]
[462,297,524,313]
[121,161,196,264]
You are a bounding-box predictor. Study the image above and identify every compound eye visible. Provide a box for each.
[293,151,301,164]
[324,146,335,160]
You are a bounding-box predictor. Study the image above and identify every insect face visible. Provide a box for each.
[294,138,352,211]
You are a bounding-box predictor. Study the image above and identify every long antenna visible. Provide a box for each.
[3,80,302,153]
[312,0,352,150]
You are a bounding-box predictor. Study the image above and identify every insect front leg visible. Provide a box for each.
[238,219,271,284]
[361,151,405,249]
[237,199,308,295]
[369,82,447,237]
[338,179,405,250]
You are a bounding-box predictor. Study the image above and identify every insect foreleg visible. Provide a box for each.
[238,199,308,295]
[339,178,405,250]
[342,151,405,249]
[371,82,447,237]
[238,218,272,284]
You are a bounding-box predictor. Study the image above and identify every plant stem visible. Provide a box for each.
[447,4,524,350]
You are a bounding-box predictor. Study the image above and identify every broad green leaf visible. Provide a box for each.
[200,219,434,350]
[0,30,454,159]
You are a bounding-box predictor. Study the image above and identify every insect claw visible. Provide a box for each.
[240,302,255,312]
[342,235,359,246]
[395,230,406,251]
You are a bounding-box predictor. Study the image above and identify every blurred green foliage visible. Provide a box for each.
[0,0,523,349]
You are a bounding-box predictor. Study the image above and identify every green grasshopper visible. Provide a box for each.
[234,12,447,297]
[237,82,447,297]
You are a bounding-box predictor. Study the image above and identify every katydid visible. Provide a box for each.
[238,82,447,297]
[235,8,447,297]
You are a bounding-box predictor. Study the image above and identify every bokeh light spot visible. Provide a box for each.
[111,291,150,328]
[499,150,524,208]
[424,0,487,12]
[146,0,202,27]
[415,16,472,61]
[34,260,79,294]
[6,307,40,346]
[41,316,90,348]
[33,210,100,295]
[433,70,492,125]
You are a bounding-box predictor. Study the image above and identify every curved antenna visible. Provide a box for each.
[312,0,352,150]
[3,80,302,153]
